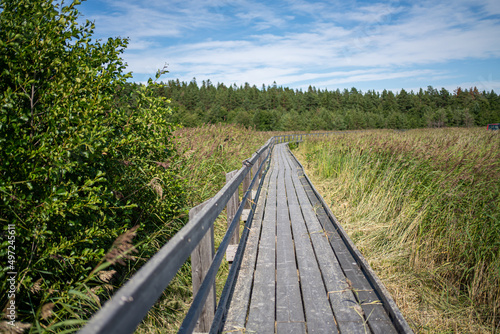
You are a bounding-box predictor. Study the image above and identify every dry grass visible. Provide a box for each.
[295,128,500,333]
[173,124,271,203]
[136,124,271,333]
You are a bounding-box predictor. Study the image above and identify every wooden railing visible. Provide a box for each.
[79,132,338,334]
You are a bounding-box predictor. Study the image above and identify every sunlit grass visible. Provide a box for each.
[294,128,500,333]
[136,124,270,332]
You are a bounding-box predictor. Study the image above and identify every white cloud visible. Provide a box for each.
[343,3,403,23]
[309,69,441,89]
[82,0,500,91]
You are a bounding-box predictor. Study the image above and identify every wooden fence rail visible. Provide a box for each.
[78,132,339,334]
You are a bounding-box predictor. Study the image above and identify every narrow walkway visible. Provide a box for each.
[223,144,407,334]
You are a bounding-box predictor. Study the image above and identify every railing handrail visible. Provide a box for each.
[79,132,340,334]
[179,141,272,333]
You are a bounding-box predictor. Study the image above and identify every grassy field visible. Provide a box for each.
[294,128,500,333]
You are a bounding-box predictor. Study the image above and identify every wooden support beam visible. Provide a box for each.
[257,154,264,182]
[226,170,240,246]
[190,202,216,333]
[251,157,259,190]
[242,162,251,209]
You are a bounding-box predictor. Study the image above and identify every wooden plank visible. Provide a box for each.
[240,208,251,222]
[329,237,397,333]
[301,180,394,327]
[251,156,260,190]
[284,149,368,334]
[225,244,238,263]
[275,146,304,325]
[277,322,306,334]
[190,202,216,333]
[223,159,273,332]
[292,153,400,334]
[279,144,339,334]
[246,148,278,333]
[222,138,410,333]
[181,146,278,333]
[258,150,266,180]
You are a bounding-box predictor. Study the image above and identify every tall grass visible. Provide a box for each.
[295,128,500,333]
[174,124,271,204]
[136,124,270,332]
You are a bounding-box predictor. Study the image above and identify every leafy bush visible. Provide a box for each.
[0,0,186,331]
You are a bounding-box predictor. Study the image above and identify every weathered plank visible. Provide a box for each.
[251,155,260,189]
[222,159,272,332]
[276,322,306,334]
[294,146,413,333]
[190,202,216,333]
[280,145,338,334]
[222,141,410,334]
[285,149,368,334]
[245,149,278,333]
[275,146,305,325]
[225,244,238,263]
[292,150,401,334]
[242,161,252,209]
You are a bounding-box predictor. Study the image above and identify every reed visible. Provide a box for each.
[174,124,270,204]
[295,128,500,333]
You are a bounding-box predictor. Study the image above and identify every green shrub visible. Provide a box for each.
[0,0,186,331]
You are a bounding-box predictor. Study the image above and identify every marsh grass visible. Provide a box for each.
[295,128,500,333]
[173,124,271,204]
[135,124,270,332]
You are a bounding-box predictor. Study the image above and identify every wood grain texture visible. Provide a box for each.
[281,146,338,334]
[223,160,272,332]
[286,149,368,334]
[292,147,404,334]
[275,146,304,325]
[242,162,252,210]
[190,202,216,333]
[245,148,278,333]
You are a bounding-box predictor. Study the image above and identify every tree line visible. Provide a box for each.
[119,79,500,131]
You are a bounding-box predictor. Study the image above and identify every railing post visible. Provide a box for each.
[242,163,251,209]
[225,170,240,269]
[251,157,259,184]
[226,170,240,245]
[258,151,264,180]
[190,202,216,333]
[252,155,261,190]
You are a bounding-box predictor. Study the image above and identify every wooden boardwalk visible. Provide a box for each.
[222,144,409,334]
[79,135,412,334]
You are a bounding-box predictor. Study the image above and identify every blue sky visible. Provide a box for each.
[78,0,500,93]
